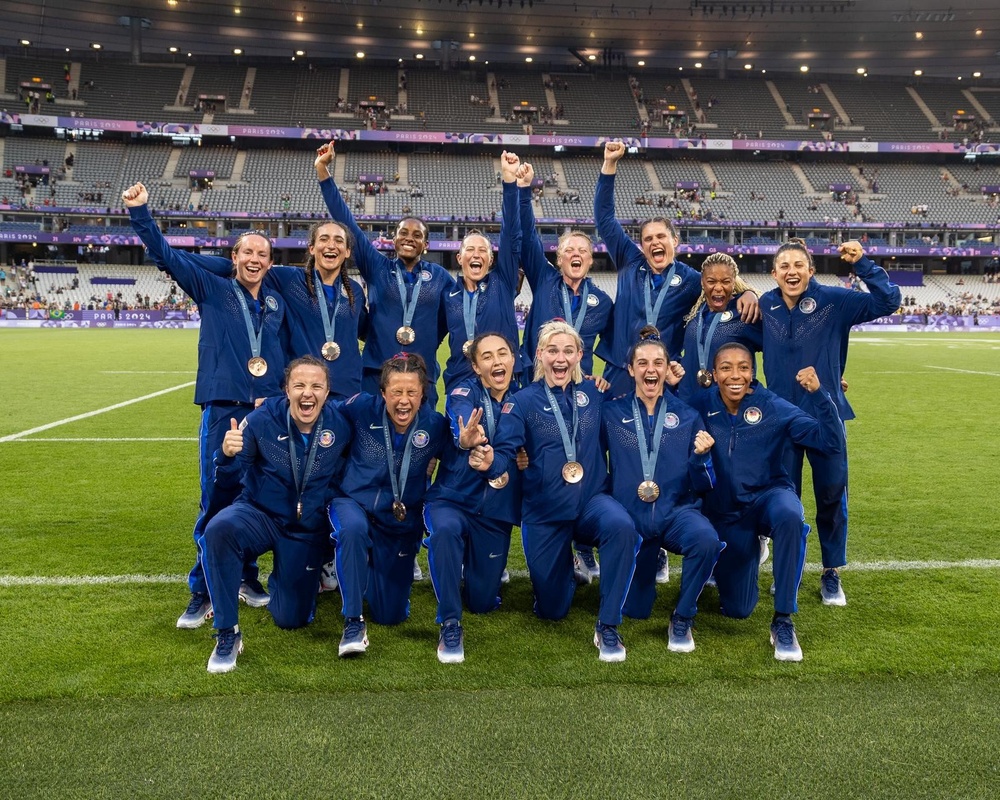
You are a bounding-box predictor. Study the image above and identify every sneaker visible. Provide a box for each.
[437,619,465,664]
[207,626,243,673]
[238,579,270,608]
[759,535,770,566]
[338,617,369,657]
[820,568,847,606]
[500,568,510,584]
[176,592,213,629]
[594,622,626,663]
[667,613,695,653]
[572,553,593,585]
[705,574,717,589]
[770,616,803,662]
[319,560,339,593]
[576,547,600,579]
[413,556,424,582]
[655,548,670,584]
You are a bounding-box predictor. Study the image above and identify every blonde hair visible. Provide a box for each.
[684,253,752,323]
[533,320,585,383]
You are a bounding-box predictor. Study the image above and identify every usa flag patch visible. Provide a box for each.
[451,387,470,396]
[501,402,514,414]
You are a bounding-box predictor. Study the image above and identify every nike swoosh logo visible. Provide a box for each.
[489,552,502,559]
[543,406,552,411]
[305,565,317,571]
[370,424,383,430]
[277,435,289,441]
[397,551,410,558]
[770,304,782,310]
[707,411,721,416]
[622,417,634,424]
[449,290,462,297]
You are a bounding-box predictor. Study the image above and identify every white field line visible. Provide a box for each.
[9,437,198,442]
[0,381,196,443]
[101,371,195,374]
[925,365,1000,377]
[3,559,1000,588]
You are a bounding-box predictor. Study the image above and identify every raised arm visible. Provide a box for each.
[594,141,643,271]
[315,142,382,284]
[838,241,903,324]
[516,162,550,289]
[496,151,522,290]
[122,182,227,300]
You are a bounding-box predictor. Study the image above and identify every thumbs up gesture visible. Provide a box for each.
[221,417,244,457]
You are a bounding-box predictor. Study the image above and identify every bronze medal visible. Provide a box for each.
[462,339,474,357]
[637,480,660,503]
[488,471,509,490]
[561,461,584,484]
[697,369,713,388]
[396,326,416,345]
[392,500,407,521]
[247,356,268,377]
[321,341,341,361]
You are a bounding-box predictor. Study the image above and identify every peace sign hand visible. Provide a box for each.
[457,406,487,450]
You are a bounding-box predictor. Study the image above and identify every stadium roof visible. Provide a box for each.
[3,0,1000,80]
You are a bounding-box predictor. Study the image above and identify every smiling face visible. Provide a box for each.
[286,363,330,432]
[556,234,593,287]
[309,223,351,283]
[471,334,515,397]
[383,372,424,433]
[713,345,755,413]
[640,220,679,273]
[393,218,428,269]
[702,262,736,313]
[772,246,815,307]
[628,341,669,405]
[457,233,493,289]
[231,233,273,294]
[537,332,582,389]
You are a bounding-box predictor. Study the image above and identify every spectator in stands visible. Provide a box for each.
[315,141,451,409]
[123,181,284,629]
[440,151,524,391]
[594,139,759,397]
[760,238,901,609]
[201,356,352,673]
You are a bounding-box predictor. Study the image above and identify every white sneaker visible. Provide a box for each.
[655,548,670,584]
[759,535,770,566]
[820,569,847,606]
[413,556,424,581]
[319,560,339,593]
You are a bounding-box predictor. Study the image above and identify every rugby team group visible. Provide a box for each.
[120,139,902,673]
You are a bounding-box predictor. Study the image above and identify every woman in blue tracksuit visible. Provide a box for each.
[441,152,524,392]
[424,332,522,664]
[123,181,287,628]
[516,162,612,380]
[329,353,447,657]
[688,343,845,661]
[594,140,759,397]
[760,238,901,606]
[677,252,763,403]
[202,356,352,673]
[602,328,723,654]
[315,142,452,409]
[472,320,641,663]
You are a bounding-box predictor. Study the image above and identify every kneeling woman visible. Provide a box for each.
[424,333,522,664]
[330,353,447,657]
[602,328,723,653]
[472,321,641,663]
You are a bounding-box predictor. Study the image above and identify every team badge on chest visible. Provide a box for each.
[743,407,762,425]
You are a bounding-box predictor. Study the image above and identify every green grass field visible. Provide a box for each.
[1,328,999,799]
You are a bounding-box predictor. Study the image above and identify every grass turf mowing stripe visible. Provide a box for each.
[3,558,1000,587]
[0,381,196,442]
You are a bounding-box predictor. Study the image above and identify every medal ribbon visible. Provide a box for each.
[314,271,341,345]
[559,281,590,332]
[394,266,422,330]
[631,396,668,484]
[287,410,323,520]
[462,285,479,342]
[232,279,263,360]
[643,265,677,326]
[481,388,498,441]
[543,382,580,464]
[381,409,417,508]
[695,308,723,374]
